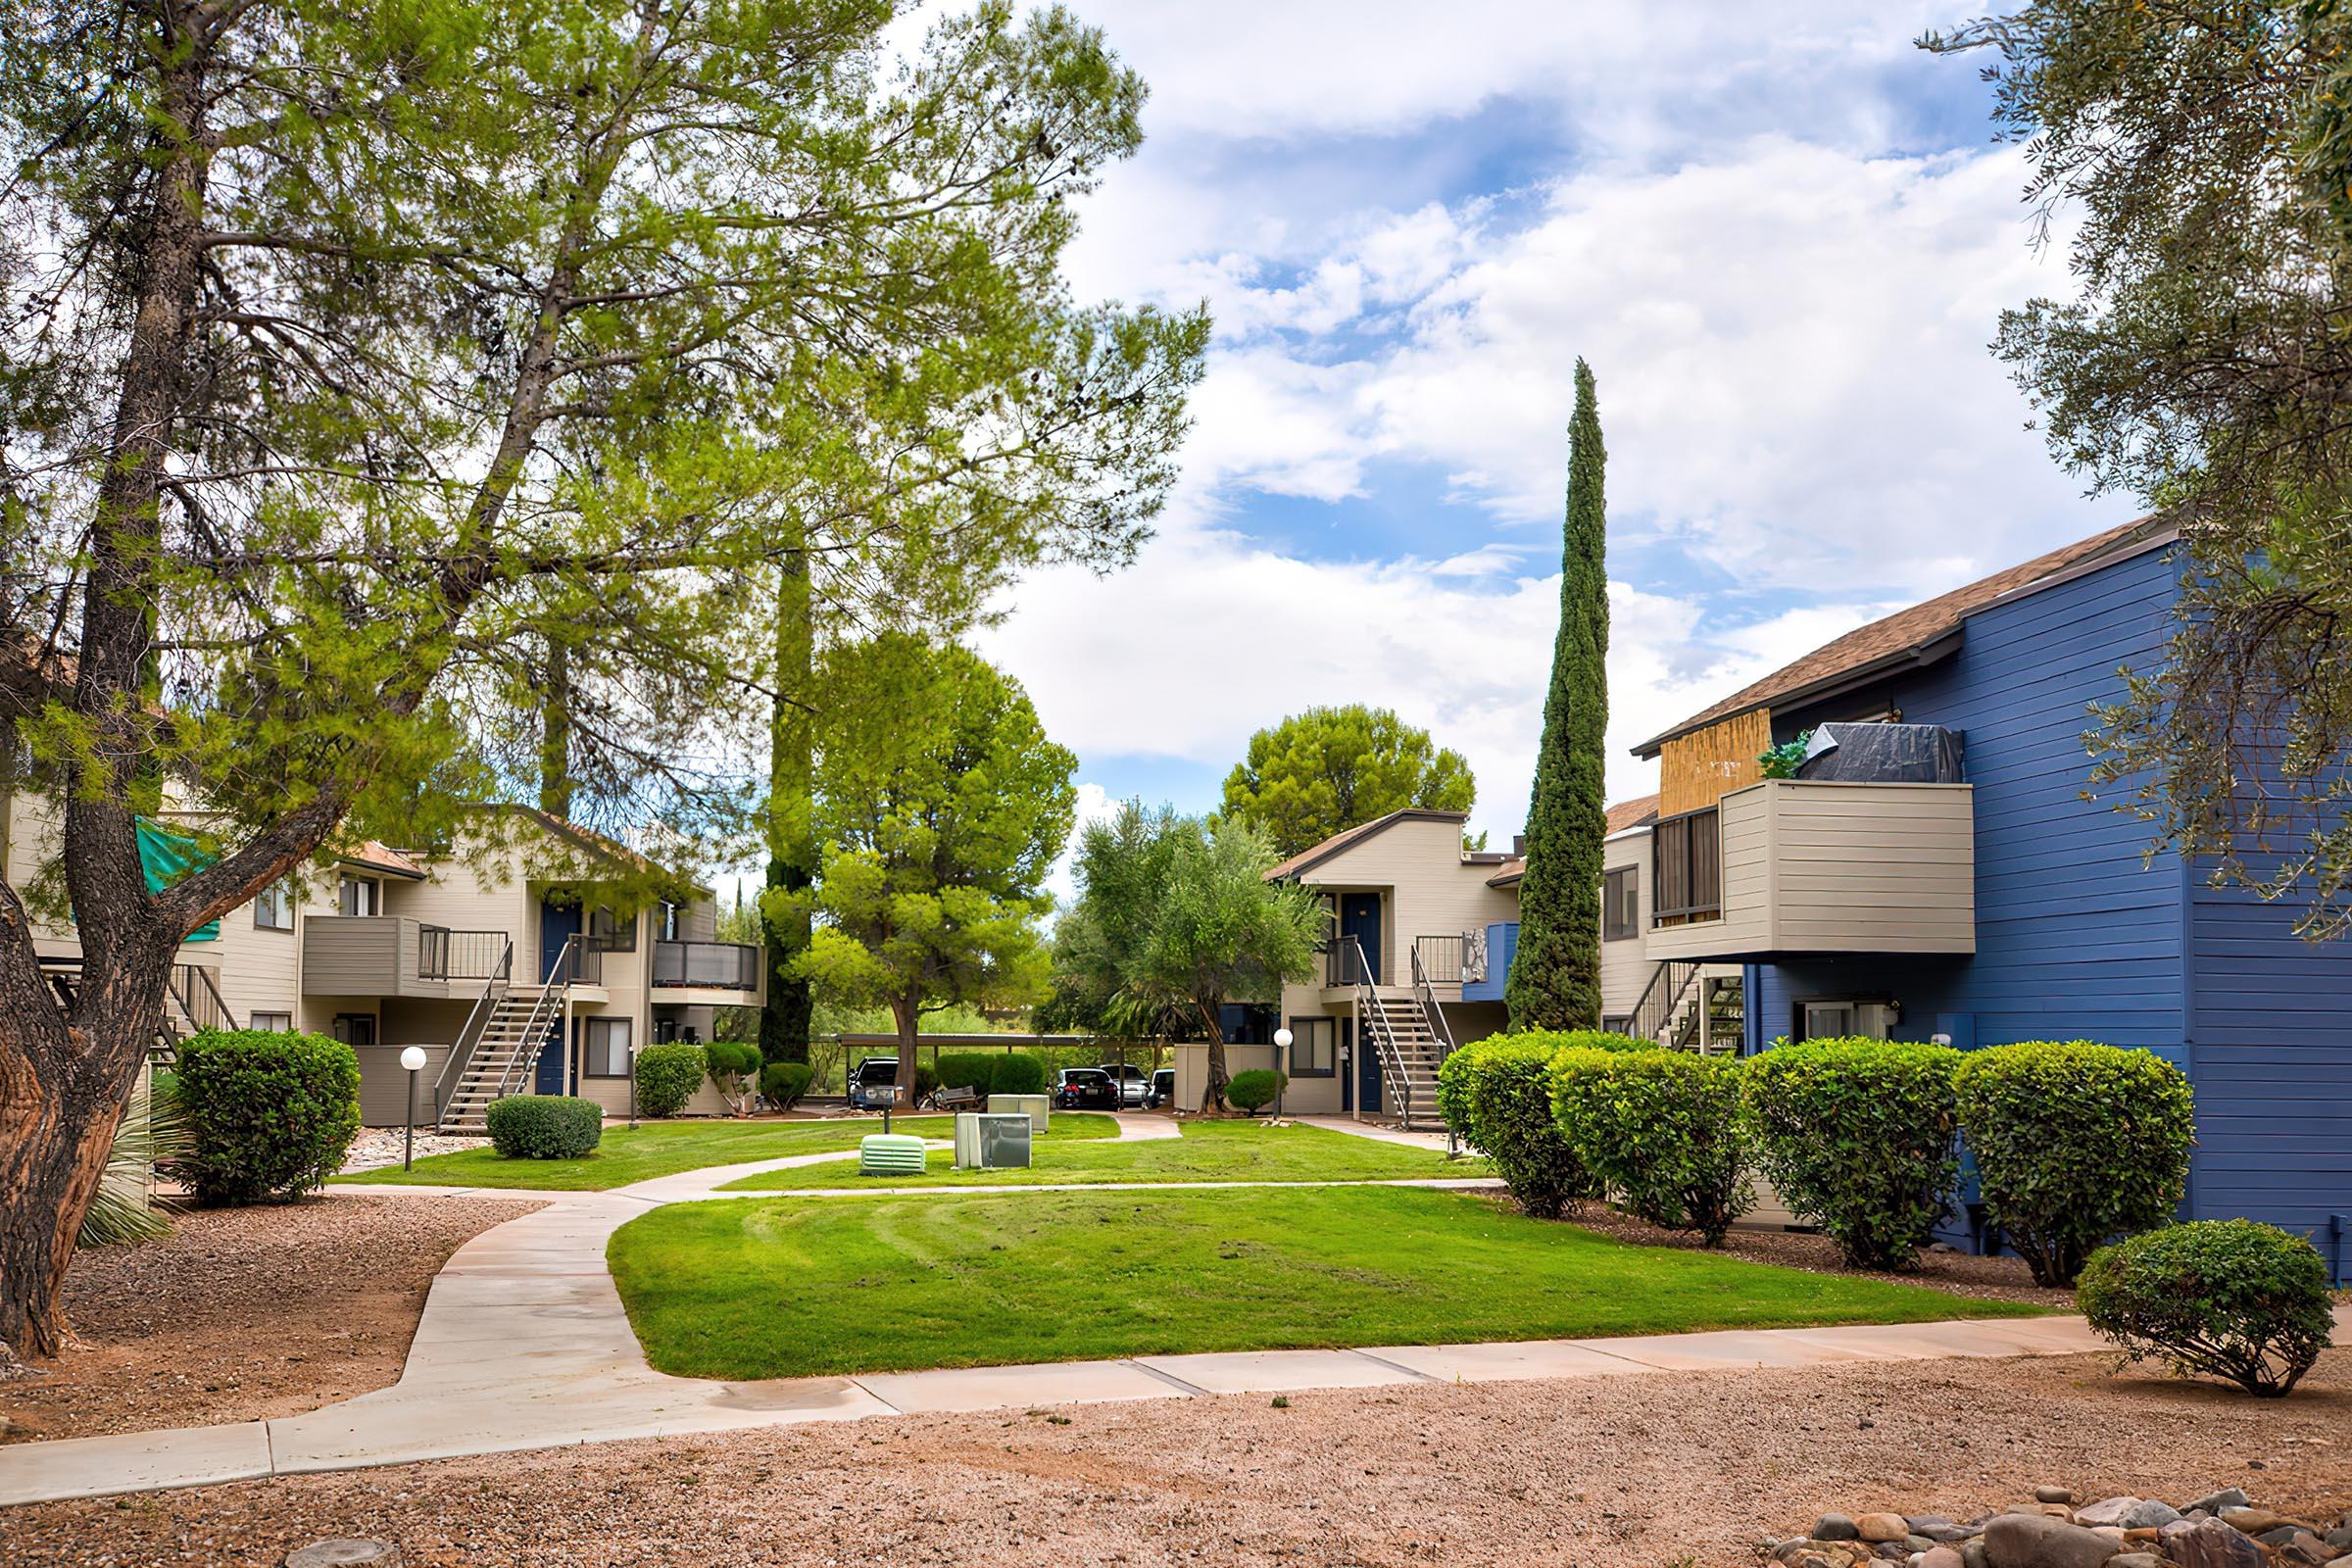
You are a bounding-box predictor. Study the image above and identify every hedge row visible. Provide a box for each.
[1438,1031,2197,1277]
[934,1052,1051,1100]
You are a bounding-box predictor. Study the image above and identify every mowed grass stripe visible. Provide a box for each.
[608,1185,2044,1380]
[711,1119,1491,1191]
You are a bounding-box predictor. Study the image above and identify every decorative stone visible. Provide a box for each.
[2123,1503,2183,1533]
[2108,1554,2162,1568]
[1817,1516,1862,1543]
[2272,1532,2335,1565]
[2076,1500,2143,1530]
[2321,1556,2352,1568]
[1960,1540,1989,1568]
[1922,1546,1965,1568]
[1984,1513,2113,1568]
[1862,1515,1914,1544]
[2329,1524,2352,1552]
[285,1544,403,1568]
[2038,1489,2079,1506]
[2185,1491,2249,1518]
[2220,1507,2287,1537]
[2169,1518,2266,1568]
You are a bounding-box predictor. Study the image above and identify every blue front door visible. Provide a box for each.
[535,900,580,1095]
[1354,1016,1382,1114]
[1339,893,1382,984]
[540,899,581,982]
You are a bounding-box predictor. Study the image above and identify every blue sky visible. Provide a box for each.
[968,2,2138,880]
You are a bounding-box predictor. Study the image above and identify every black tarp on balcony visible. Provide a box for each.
[1794,721,1965,784]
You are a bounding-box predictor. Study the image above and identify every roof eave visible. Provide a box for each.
[1629,628,1964,759]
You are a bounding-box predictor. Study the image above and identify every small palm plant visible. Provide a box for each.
[78,1068,188,1247]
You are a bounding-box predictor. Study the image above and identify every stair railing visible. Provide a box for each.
[432,935,515,1124]
[1343,934,1421,1131]
[492,934,580,1102]
[166,963,232,1034]
[1627,957,1698,1047]
[1409,939,1461,1148]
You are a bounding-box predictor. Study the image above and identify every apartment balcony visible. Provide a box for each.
[651,939,763,1004]
[1642,778,1976,962]
[302,916,512,999]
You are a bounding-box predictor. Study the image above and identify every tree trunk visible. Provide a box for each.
[1196,1004,1229,1113]
[890,993,922,1105]
[0,947,173,1355]
[760,545,814,1064]
[538,635,573,819]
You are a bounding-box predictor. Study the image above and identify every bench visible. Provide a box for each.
[933,1084,982,1112]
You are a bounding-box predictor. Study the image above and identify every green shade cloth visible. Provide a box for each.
[137,817,219,942]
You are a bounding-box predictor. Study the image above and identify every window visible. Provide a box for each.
[253,881,295,932]
[338,875,379,917]
[589,905,636,953]
[1602,866,1638,941]
[583,1015,633,1077]
[1799,1001,1855,1041]
[1650,807,1721,924]
[250,1011,292,1032]
[331,1013,377,1048]
[1287,1015,1336,1078]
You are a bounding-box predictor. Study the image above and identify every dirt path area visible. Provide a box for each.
[11,1347,2348,1566]
[1,1195,538,1443]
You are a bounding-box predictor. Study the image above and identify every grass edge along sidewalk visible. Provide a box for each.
[609,1183,2046,1380]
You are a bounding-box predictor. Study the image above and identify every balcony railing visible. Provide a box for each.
[653,939,760,991]
[1324,943,1380,987]
[417,926,514,983]
[1411,933,1467,986]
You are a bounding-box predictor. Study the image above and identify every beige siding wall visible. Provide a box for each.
[1296,815,1518,987]
[1597,828,1652,1024]
[1646,781,1974,960]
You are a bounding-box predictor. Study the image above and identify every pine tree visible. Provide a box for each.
[1505,359,1609,1031]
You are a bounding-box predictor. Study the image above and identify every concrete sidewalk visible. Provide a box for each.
[3,1123,2271,1512]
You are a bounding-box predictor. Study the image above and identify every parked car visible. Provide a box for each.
[1097,1061,1151,1106]
[1052,1067,1121,1110]
[848,1056,903,1110]
[1145,1067,1176,1109]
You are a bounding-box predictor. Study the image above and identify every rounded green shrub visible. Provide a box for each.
[760,1059,813,1109]
[171,1029,362,1205]
[1953,1040,2195,1286]
[1437,1036,1601,1218]
[1226,1067,1286,1114]
[1550,1048,1753,1245]
[934,1053,997,1096]
[484,1095,604,1159]
[2078,1219,2335,1397]
[704,1039,760,1079]
[634,1041,707,1118]
[1742,1037,1964,1270]
[990,1054,1049,1097]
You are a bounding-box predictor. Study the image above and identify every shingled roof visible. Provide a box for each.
[1630,514,2175,758]
[1484,795,1659,888]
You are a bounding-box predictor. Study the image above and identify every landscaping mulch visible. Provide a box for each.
[1,1194,538,1443]
[10,1348,2349,1566]
[1564,1201,2079,1308]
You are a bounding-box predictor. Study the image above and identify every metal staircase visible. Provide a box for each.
[36,956,229,1065]
[1625,958,1743,1054]
[431,934,581,1134]
[1342,935,1449,1130]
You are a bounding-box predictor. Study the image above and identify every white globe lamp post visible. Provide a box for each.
[1271,1027,1294,1118]
[398,1046,428,1170]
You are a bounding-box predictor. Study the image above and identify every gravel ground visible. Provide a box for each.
[10,1348,2349,1566]
[340,1127,493,1173]
[1,1195,537,1442]
[1566,1203,2078,1307]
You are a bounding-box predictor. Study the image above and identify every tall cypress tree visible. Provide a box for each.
[1505,358,1609,1031]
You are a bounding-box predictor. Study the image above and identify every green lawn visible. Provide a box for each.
[334,1113,1119,1192]
[608,1185,2046,1379]
[711,1118,1491,1191]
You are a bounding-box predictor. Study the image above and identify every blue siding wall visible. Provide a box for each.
[1757,543,2187,1058]
[1461,920,1517,1004]
[1743,541,2352,1271]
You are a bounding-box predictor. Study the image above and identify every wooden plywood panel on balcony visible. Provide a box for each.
[1658,709,1772,817]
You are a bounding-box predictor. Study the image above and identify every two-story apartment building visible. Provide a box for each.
[1591,514,2348,1275]
[1,784,762,1129]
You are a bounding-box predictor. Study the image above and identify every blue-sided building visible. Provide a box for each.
[1472,515,2348,1277]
